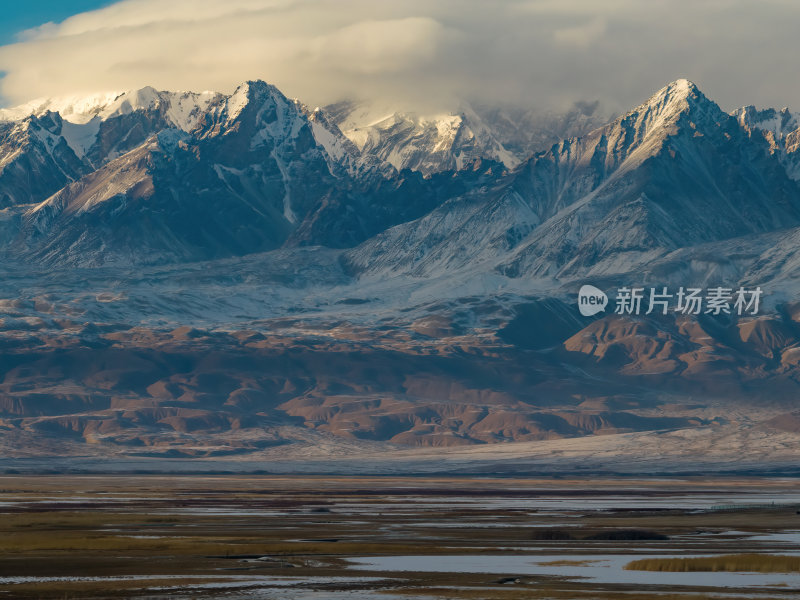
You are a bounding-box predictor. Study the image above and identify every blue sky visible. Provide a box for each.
[0,1,113,45]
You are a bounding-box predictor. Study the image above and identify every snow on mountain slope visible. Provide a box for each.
[20,81,344,266]
[0,91,122,123]
[0,112,89,208]
[343,177,540,278]
[734,105,800,181]
[0,88,224,128]
[326,100,519,175]
[0,85,600,205]
[0,89,230,214]
[0,88,224,163]
[6,77,800,288]
[0,84,391,210]
[305,107,391,178]
[323,98,607,175]
[306,108,361,174]
[500,80,800,278]
[5,80,496,266]
[346,80,800,284]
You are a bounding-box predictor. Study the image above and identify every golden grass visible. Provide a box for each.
[625,553,800,573]
[0,530,483,557]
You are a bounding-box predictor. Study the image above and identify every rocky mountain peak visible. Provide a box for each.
[732,104,800,180]
[602,79,723,155]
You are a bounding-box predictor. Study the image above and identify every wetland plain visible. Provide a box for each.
[1,476,800,598]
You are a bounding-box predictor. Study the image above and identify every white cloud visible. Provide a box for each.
[0,0,799,113]
[314,18,443,75]
[553,17,606,47]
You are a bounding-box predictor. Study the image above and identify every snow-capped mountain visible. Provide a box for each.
[346,80,800,283]
[499,79,800,278]
[19,81,352,265]
[0,87,225,167]
[0,84,606,216]
[0,84,379,219]
[4,77,800,280]
[14,82,505,266]
[0,87,229,212]
[0,88,219,127]
[324,100,520,175]
[322,98,608,176]
[0,111,89,208]
[6,78,800,459]
[734,105,800,181]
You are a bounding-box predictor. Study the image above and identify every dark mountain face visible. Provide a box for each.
[84,109,176,168]
[734,105,800,182]
[0,112,89,208]
[17,82,346,265]
[0,88,228,210]
[288,158,507,250]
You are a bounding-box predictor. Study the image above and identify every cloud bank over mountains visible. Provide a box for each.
[1,0,799,112]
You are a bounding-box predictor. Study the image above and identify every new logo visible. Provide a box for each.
[578,285,608,316]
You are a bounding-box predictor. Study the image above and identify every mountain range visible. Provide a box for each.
[2,78,800,473]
